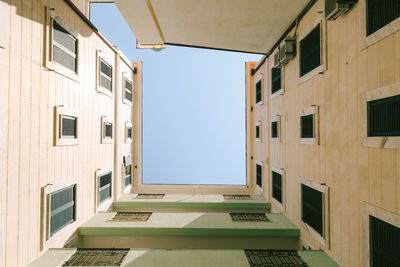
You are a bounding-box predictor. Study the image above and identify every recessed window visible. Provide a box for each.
[272,171,282,204]
[125,122,133,143]
[271,122,278,138]
[300,115,314,138]
[300,24,321,77]
[255,121,261,141]
[123,155,132,188]
[50,185,76,237]
[369,215,400,267]
[301,184,323,236]
[271,68,281,95]
[55,106,79,146]
[255,79,262,104]
[101,116,113,144]
[256,163,262,188]
[100,59,112,91]
[367,0,400,36]
[52,20,77,73]
[96,51,114,97]
[124,77,133,104]
[367,94,400,137]
[271,115,281,142]
[299,106,319,145]
[99,171,112,204]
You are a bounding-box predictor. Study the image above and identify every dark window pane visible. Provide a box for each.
[271,121,278,138]
[370,216,400,267]
[256,80,262,104]
[367,0,400,36]
[368,95,400,136]
[256,164,262,187]
[271,68,281,94]
[99,172,112,203]
[272,171,282,204]
[300,24,321,77]
[125,79,133,92]
[301,184,323,236]
[100,60,112,78]
[53,21,76,54]
[61,116,77,138]
[50,185,75,236]
[256,125,260,139]
[125,91,132,102]
[127,127,132,139]
[105,123,113,138]
[301,114,314,138]
[53,45,76,72]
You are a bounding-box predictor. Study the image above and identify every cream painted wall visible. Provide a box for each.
[0,0,139,266]
[248,0,400,266]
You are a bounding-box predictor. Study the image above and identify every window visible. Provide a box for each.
[370,216,400,267]
[123,75,133,105]
[101,116,113,144]
[96,50,114,97]
[299,106,319,145]
[301,184,323,236]
[361,84,400,148]
[123,155,132,188]
[271,68,281,95]
[272,171,282,204]
[50,185,76,237]
[255,121,261,141]
[125,122,133,143]
[99,171,112,204]
[255,79,262,105]
[271,115,281,142]
[54,106,79,146]
[367,0,400,36]
[367,94,400,137]
[256,163,262,188]
[300,24,321,77]
[52,20,77,73]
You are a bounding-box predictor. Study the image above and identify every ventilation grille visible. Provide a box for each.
[223,195,252,200]
[230,213,269,222]
[136,194,165,199]
[109,212,152,222]
[245,250,308,267]
[63,249,129,266]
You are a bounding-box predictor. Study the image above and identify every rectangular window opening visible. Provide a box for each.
[100,58,113,92]
[61,115,77,138]
[367,0,400,36]
[105,122,113,138]
[301,114,314,138]
[300,24,321,77]
[124,78,133,102]
[52,20,77,73]
[256,164,262,188]
[271,121,278,138]
[99,172,112,204]
[271,68,281,94]
[367,94,400,136]
[256,125,260,139]
[256,80,262,104]
[301,184,323,236]
[272,171,282,204]
[50,185,76,237]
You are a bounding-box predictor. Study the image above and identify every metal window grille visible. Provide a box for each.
[52,20,77,73]
[301,184,323,236]
[50,185,76,237]
[245,250,309,267]
[300,23,321,77]
[370,215,400,267]
[300,114,314,138]
[367,94,400,136]
[272,171,282,204]
[367,0,400,36]
[109,212,152,222]
[230,213,269,222]
[62,249,129,266]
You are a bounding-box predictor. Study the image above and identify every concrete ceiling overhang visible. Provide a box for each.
[115,0,311,54]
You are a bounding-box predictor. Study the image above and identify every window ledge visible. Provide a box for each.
[270,89,284,100]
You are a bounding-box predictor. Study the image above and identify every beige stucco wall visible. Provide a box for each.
[247,0,400,266]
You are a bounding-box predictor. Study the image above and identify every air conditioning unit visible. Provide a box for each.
[325,0,358,21]
[274,48,281,68]
[279,37,296,67]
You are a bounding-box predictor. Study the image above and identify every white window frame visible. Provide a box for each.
[41,179,78,250]
[45,7,80,82]
[359,0,400,50]
[298,17,327,84]
[299,105,319,145]
[54,106,79,146]
[270,48,284,99]
[122,155,133,193]
[255,120,262,142]
[96,50,114,98]
[362,202,400,267]
[255,75,264,107]
[271,115,281,143]
[299,177,330,249]
[125,122,133,143]
[255,161,264,193]
[122,71,133,106]
[95,169,113,212]
[271,167,285,212]
[360,83,400,149]
[101,116,114,144]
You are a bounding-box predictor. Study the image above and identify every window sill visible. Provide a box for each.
[270,89,284,100]
[96,87,114,99]
[255,101,263,107]
[123,98,133,106]
[298,64,325,85]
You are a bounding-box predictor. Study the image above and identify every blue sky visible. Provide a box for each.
[90,3,262,185]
